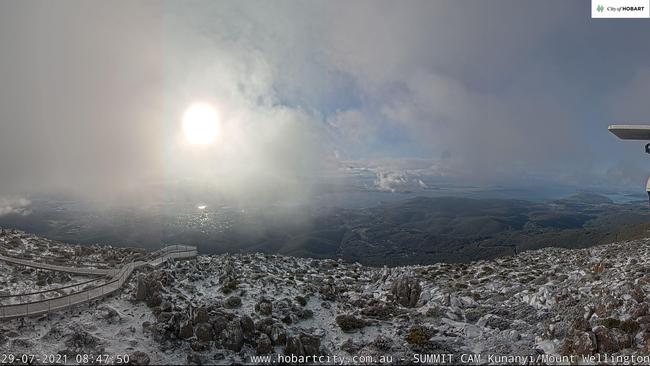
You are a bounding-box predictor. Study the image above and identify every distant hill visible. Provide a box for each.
[195,195,650,266]
[553,192,614,205]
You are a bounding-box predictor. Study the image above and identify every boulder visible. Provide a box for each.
[341,339,363,354]
[631,286,646,303]
[255,299,273,316]
[135,274,162,307]
[128,351,151,365]
[160,301,172,313]
[270,324,287,346]
[300,333,321,355]
[632,303,648,318]
[571,331,597,355]
[256,334,273,355]
[594,326,632,353]
[284,336,305,356]
[212,315,228,336]
[96,305,121,321]
[255,317,275,335]
[178,320,194,340]
[195,323,213,342]
[478,314,510,330]
[221,319,244,352]
[190,341,209,352]
[295,295,307,307]
[147,292,162,307]
[135,274,148,301]
[193,307,209,324]
[391,277,421,307]
[240,315,255,341]
[319,284,337,301]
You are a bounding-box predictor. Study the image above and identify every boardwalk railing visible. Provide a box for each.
[0,277,104,300]
[0,245,197,320]
[0,254,112,276]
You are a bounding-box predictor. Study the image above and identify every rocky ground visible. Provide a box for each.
[3,229,650,364]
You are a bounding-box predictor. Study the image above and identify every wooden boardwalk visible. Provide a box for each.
[0,245,197,320]
[0,254,113,276]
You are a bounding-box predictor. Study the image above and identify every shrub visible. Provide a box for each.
[406,326,432,346]
[620,319,640,334]
[220,279,239,294]
[600,318,620,329]
[335,315,366,332]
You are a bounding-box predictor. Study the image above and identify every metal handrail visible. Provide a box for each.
[0,245,197,320]
[0,277,103,298]
[0,254,111,276]
[3,255,114,269]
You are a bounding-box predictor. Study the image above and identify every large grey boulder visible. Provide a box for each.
[571,331,597,355]
[135,274,148,301]
[284,336,305,356]
[391,277,421,307]
[255,299,273,316]
[240,315,255,341]
[256,334,273,355]
[195,323,213,342]
[300,333,321,355]
[178,320,194,340]
[594,326,632,353]
[221,319,244,351]
[193,307,209,324]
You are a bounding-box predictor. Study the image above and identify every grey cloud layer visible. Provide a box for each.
[0,1,648,200]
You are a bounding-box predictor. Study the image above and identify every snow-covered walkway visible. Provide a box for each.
[0,245,197,320]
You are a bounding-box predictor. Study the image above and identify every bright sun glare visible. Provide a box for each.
[182,103,220,145]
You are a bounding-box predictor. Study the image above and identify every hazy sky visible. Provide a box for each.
[1,0,649,203]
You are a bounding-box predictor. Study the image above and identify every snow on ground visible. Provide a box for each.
[4,229,650,364]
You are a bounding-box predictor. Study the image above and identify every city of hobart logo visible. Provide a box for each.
[592,0,649,18]
[607,5,646,10]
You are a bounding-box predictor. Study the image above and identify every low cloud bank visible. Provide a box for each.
[0,196,31,217]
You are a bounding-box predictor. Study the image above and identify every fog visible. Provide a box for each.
[1,1,649,208]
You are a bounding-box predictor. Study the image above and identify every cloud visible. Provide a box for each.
[374,171,427,193]
[341,158,458,193]
[0,0,648,202]
[608,68,650,123]
[0,196,31,217]
[0,1,166,196]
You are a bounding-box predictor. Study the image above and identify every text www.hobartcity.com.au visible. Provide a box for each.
[249,353,650,365]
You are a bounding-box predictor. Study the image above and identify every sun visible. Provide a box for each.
[182,103,220,145]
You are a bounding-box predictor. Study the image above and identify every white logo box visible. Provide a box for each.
[592,0,650,18]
